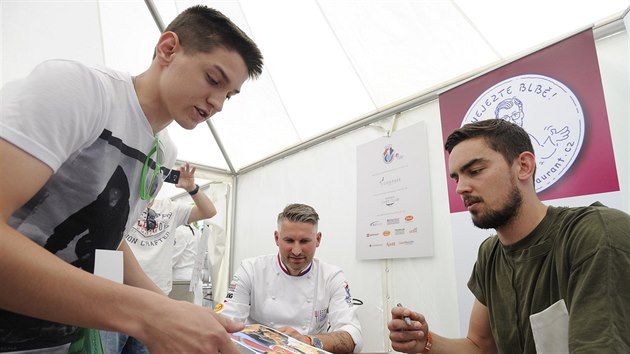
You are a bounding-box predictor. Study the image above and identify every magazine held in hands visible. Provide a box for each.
[231,324,331,354]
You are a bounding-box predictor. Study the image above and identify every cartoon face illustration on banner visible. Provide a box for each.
[462,74,585,193]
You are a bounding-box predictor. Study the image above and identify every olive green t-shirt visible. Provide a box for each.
[468,203,630,354]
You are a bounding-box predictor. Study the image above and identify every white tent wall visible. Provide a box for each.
[231,27,629,352]
[3,1,629,172]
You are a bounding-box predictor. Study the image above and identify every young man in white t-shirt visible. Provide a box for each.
[0,5,262,353]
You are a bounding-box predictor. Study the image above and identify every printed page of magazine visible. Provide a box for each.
[230,324,332,354]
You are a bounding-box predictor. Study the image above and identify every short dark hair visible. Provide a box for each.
[277,203,319,226]
[164,5,263,79]
[444,119,534,164]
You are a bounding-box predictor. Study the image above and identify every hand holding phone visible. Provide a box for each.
[164,170,180,184]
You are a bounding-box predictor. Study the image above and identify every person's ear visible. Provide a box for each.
[155,31,180,65]
[516,151,536,182]
[315,232,322,247]
[274,231,279,246]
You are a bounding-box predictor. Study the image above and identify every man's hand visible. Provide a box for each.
[140,298,245,354]
[176,161,218,223]
[277,327,356,354]
[176,162,197,192]
[388,305,429,353]
[277,326,310,344]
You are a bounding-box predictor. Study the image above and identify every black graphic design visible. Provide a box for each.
[44,166,130,272]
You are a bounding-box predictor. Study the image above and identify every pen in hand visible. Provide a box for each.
[396,303,412,326]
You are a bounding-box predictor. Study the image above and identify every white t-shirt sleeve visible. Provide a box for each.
[0,60,107,171]
[172,200,193,227]
[172,226,197,280]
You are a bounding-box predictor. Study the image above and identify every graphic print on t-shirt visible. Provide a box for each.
[126,209,176,248]
[44,165,130,272]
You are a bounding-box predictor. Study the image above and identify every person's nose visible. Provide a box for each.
[291,244,302,256]
[455,177,472,195]
[207,94,225,115]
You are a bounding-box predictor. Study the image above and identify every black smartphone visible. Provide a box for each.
[164,170,180,184]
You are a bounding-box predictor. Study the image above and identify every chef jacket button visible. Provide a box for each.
[272,296,276,300]
[306,299,311,303]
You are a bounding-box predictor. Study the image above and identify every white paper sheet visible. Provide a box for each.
[530,299,569,354]
[94,249,123,284]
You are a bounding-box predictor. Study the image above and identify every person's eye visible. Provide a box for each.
[206,74,218,86]
[470,168,483,176]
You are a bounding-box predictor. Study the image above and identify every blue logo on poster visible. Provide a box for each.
[383,145,396,164]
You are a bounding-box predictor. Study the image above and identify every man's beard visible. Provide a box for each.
[471,184,522,229]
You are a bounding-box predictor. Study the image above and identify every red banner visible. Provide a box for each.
[439,29,619,213]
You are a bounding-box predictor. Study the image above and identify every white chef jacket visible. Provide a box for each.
[218,254,362,352]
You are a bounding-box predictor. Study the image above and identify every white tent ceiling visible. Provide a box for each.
[2,0,629,174]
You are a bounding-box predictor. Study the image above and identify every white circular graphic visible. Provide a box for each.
[462,74,585,193]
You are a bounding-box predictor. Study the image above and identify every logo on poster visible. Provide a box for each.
[386,218,400,225]
[382,144,404,164]
[462,74,585,192]
[383,145,396,164]
[383,195,399,207]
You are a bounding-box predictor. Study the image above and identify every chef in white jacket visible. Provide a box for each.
[216,203,362,354]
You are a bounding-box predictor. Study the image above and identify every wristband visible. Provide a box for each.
[188,184,200,196]
[420,331,432,353]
